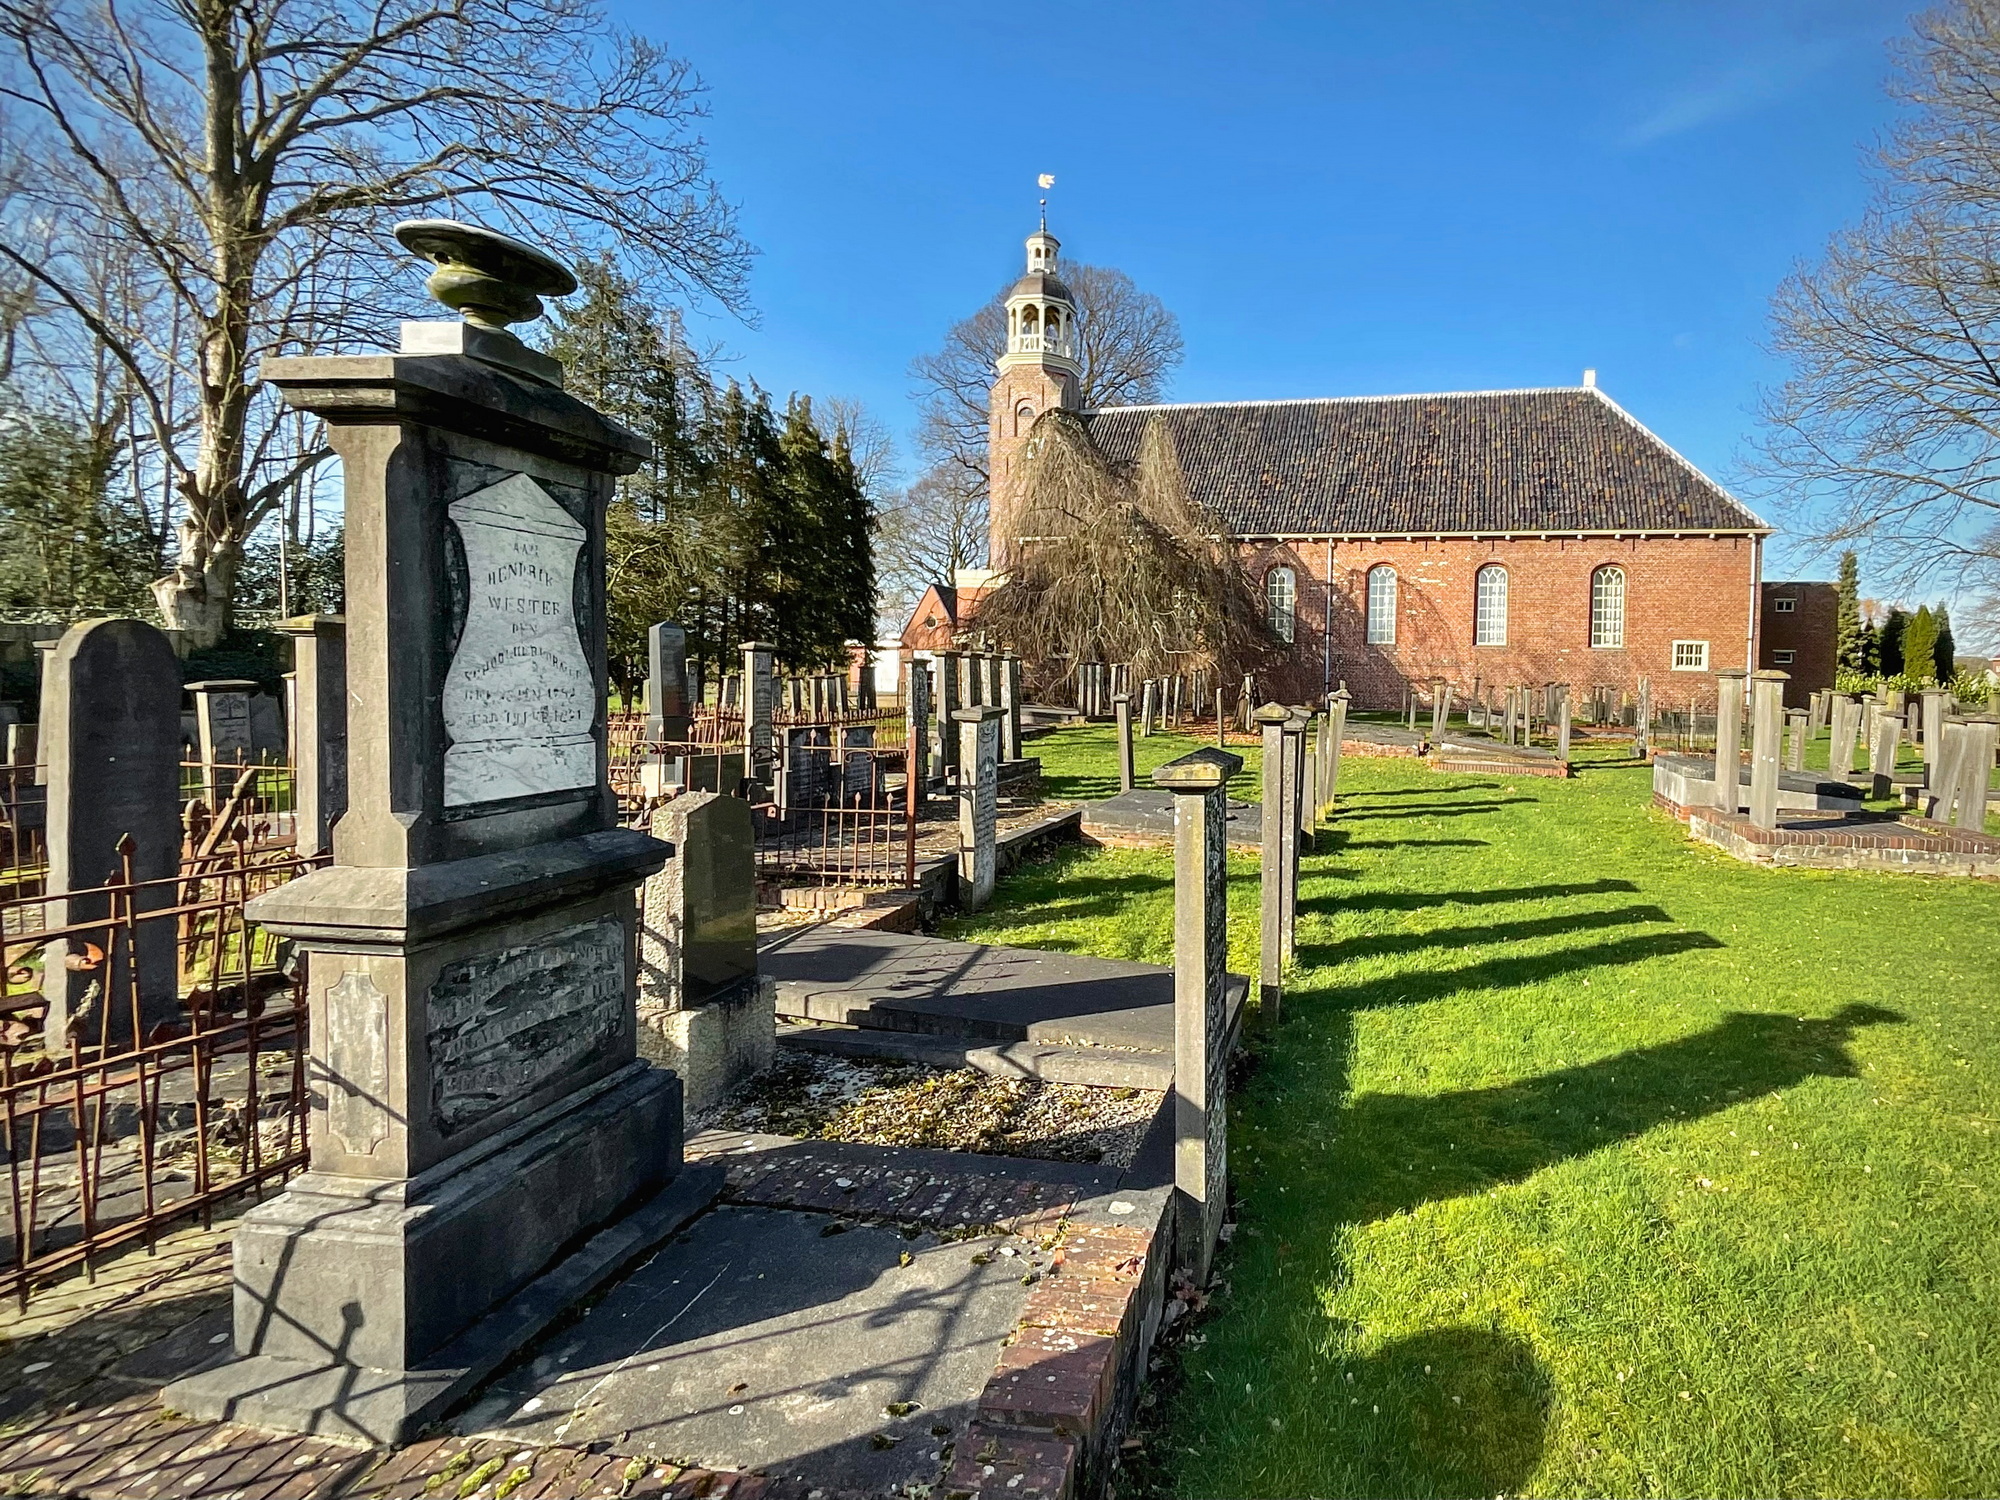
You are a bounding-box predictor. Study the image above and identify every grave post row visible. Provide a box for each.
[1152,746,1241,1284]
[1749,670,1789,830]
[1713,668,1747,814]
[169,223,697,1445]
[956,705,1005,911]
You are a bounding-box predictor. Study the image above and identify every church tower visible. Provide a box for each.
[987,218,1081,570]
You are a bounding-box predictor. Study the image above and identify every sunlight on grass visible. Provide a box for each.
[950,727,2000,1499]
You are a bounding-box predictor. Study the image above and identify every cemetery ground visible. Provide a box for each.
[957,724,2000,1498]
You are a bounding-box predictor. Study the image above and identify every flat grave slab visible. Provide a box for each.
[1082,788,1261,848]
[460,1204,1034,1494]
[1653,753,1864,812]
[759,926,1245,1056]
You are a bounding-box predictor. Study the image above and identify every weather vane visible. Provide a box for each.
[1038,173,1054,229]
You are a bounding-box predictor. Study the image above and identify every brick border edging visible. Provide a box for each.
[1656,792,2000,877]
[1426,754,1572,779]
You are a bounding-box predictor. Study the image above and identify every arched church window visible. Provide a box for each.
[1366,566,1397,645]
[1591,566,1626,648]
[1014,401,1035,436]
[1475,564,1508,647]
[1265,566,1297,644]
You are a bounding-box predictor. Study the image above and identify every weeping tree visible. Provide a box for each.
[972,410,1271,696]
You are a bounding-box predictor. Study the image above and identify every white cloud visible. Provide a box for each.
[1621,38,1849,147]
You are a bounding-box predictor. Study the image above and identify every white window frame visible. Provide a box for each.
[1773,597,1797,614]
[1590,566,1626,649]
[1265,566,1297,644]
[1474,564,1508,647]
[1772,649,1795,665]
[1671,639,1710,672]
[1366,566,1397,645]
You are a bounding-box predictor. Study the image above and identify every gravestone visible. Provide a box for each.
[277,615,347,859]
[637,791,768,1117]
[742,642,777,794]
[1325,687,1350,809]
[1870,703,1902,800]
[40,619,183,1052]
[168,222,701,1445]
[1114,691,1135,792]
[1921,689,1949,783]
[1749,670,1789,829]
[1828,693,1860,777]
[934,648,961,778]
[1786,709,1808,772]
[905,654,933,804]
[1000,652,1023,762]
[955,705,1004,911]
[1139,678,1157,737]
[1712,669,1747,813]
[1552,683,1572,763]
[1635,676,1653,759]
[647,622,692,743]
[1152,746,1240,1284]
[1254,705,1294,1024]
[1944,717,1997,830]
[189,678,258,810]
[1430,681,1451,740]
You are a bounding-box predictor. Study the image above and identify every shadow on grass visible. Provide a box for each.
[1338,1326,1551,1497]
[1329,1003,1903,1222]
[1324,835,1493,852]
[1303,929,1727,1011]
[1333,783,1506,799]
[1301,904,1673,966]
[1301,877,1640,916]
[1331,799,1540,822]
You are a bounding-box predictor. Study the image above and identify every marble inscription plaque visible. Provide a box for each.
[442,473,594,807]
[322,969,389,1156]
[426,916,626,1134]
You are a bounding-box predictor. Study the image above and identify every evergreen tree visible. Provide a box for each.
[1835,551,1868,672]
[0,394,158,616]
[1903,604,1938,682]
[1935,604,1957,680]
[1879,607,1910,676]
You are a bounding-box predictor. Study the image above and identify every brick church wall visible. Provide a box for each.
[1238,534,1761,711]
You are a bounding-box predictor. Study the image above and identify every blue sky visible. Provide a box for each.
[628,0,1919,580]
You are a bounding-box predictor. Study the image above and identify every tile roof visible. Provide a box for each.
[1081,387,1766,537]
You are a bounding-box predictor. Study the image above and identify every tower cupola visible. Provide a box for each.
[1000,217,1080,379]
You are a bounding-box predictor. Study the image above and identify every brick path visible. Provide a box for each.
[1,1136,1168,1500]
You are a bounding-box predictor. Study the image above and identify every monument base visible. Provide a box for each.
[165,1064,720,1445]
[639,977,777,1118]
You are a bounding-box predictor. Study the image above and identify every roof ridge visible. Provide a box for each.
[1081,387,1593,415]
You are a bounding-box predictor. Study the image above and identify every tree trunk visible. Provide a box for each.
[151,518,239,648]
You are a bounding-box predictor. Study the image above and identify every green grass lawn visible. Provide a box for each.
[949,726,2000,1498]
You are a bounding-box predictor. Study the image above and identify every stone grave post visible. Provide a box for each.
[1405,685,1418,734]
[955,704,1004,911]
[1254,704,1292,1024]
[1114,691,1135,792]
[636,791,768,1117]
[167,223,700,1445]
[1314,712,1333,821]
[1635,676,1653,760]
[1711,669,1747,812]
[1000,652,1023,763]
[1140,678,1157,737]
[1921,689,1950,782]
[647,622,692,744]
[1950,718,1997,830]
[1325,687,1350,810]
[40,619,183,1052]
[1749,670,1789,829]
[959,652,984,709]
[905,654,933,806]
[1808,690,1825,733]
[1828,694,1860,777]
[1553,683,1572,763]
[189,678,258,811]
[1870,701,1903,800]
[935,648,961,779]
[1786,709,1808,772]
[1430,681,1452,740]
[742,641,777,794]
[1284,705,1311,866]
[1152,746,1241,1284]
[1238,674,1255,733]
[276,615,348,859]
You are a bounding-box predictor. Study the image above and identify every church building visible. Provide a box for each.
[983,221,1772,710]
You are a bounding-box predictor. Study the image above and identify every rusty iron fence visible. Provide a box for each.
[2,834,320,1308]
[752,740,918,890]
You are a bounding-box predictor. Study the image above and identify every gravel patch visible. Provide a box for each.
[710,1053,1159,1169]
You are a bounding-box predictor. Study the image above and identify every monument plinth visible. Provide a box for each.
[166,222,716,1445]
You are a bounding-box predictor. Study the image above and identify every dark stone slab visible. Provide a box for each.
[1082,789,1261,848]
[459,1204,1033,1494]
[775,1022,1172,1090]
[759,927,1246,1055]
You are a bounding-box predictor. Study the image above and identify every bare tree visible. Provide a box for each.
[874,461,985,635]
[1,0,750,645]
[1756,0,2000,606]
[909,262,1183,513]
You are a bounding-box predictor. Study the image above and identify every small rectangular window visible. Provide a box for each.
[1671,640,1710,671]
[1773,597,1797,613]
[1773,649,1795,665]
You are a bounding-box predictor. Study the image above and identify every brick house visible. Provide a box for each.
[1757,581,1838,707]
[976,221,1773,711]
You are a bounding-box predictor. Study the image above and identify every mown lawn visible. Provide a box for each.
[947,725,2000,1498]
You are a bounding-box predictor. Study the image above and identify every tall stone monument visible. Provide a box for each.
[647,622,692,743]
[167,222,712,1444]
[278,614,348,859]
